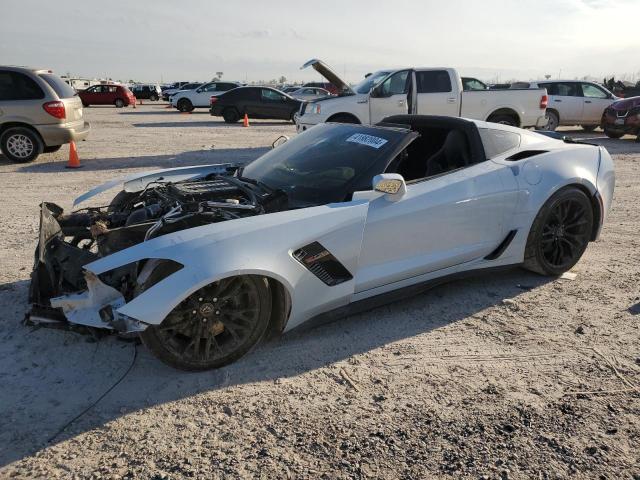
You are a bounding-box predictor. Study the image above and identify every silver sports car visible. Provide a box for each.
[28,115,615,370]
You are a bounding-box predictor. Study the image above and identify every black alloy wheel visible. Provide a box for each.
[140,272,271,371]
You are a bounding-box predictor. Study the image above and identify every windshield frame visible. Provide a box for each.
[240,123,417,207]
[354,70,394,95]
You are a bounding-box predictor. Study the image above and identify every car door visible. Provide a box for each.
[547,82,583,123]
[259,88,290,119]
[193,83,217,107]
[415,69,460,116]
[369,70,412,124]
[580,83,613,124]
[354,143,518,293]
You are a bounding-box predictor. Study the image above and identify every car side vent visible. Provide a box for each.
[506,150,548,161]
[293,242,353,286]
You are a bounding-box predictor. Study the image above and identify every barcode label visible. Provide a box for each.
[346,133,388,149]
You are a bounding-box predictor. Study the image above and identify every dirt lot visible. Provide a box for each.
[0,104,638,479]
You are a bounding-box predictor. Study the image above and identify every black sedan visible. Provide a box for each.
[210,86,302,123]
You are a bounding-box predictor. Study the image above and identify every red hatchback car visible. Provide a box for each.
[78,84,136,108]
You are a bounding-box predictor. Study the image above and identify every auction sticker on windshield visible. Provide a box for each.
[346,133,388,149]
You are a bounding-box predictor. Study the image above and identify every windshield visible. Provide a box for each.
[354,71,393,94]
[241,123,410,206]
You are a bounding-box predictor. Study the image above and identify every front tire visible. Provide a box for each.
[177,98,194,113]
[140,273,272,371]
[542,111,559,131]
[523,187,593,276]
[150,94,159,101]
[604,128,624,139]
[0,127,43,163]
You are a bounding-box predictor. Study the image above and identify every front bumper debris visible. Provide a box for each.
[27,202,146,334]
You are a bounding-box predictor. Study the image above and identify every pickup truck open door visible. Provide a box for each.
[369,70,413,123]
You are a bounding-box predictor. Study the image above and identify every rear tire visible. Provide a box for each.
[487,114,518,127]
[223,108,240,123]
[140,271,272,371]
[581,125,597,132]
[177,98,194,112]
[43,145,62,153]
[0,127,43,163]
[604,128,624,139]
[523,187,593,276]
[150,94,159,101]
[115,98,125,108]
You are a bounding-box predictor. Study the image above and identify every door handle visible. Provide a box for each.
[397,99,406,106]
[553,99,562,102]
[585,100,592,103]
[447,97,456,104]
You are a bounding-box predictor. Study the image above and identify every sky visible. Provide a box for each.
[1,0,639,85]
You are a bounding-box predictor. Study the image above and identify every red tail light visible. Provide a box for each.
[540,94,548,110]
[42,101,66,119]
[210,96,218,105]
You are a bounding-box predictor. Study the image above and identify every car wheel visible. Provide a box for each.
[0,127,43,163]
[177,99,194,112]
[581,125,597,133]
[603,128,624,139]
[290,110,298,124]
[140,271,272,371]
[523,187,593,276]
[540,111,559,131]
[327,114,360,124]
[115,98,125,108]
[223,108,240,123]
[150,94,159,101]
[488,114,518,127]
[82,102,89,108]
[43,145,62,153]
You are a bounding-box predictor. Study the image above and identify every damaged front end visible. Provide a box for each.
[27,170,287,334]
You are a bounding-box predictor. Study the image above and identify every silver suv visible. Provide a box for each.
[0,66,90,163]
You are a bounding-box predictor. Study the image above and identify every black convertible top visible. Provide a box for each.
[380,114,486,165]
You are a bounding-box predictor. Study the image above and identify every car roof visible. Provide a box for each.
[0,65,55,74]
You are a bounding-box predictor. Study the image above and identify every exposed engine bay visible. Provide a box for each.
[29,171,287,321]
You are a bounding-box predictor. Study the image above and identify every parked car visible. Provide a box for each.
[162,82,201,101]
[281,86,301,94]
[28,115,615,370]
[600,96,640,140]
[0,66,90,163]
[288,87,331,101]
[303,81,340,95]
[529,80,617,131]
[78,84,136,108]
[210,86,302,123]
[296,59,548,132]
[462,77,488,91]
[170,81,241,112]
[129,84,162,101]
[162,82,190,92]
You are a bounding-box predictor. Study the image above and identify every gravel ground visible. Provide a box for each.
[0,104,639,479]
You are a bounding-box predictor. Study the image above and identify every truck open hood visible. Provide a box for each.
[301,59,353,95]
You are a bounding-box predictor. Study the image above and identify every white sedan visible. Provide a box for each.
[170,81,241,112]
[28,116,614,370]
[288,87,331,101]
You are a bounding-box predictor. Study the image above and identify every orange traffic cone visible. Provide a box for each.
[65,141,82,169]
[243,113,250,127]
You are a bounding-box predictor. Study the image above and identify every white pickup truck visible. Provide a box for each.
[296,59,548,132]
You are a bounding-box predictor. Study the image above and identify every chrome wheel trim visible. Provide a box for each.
[6,134,34,159]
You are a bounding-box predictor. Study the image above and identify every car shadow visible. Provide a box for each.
[118,110,209,116]
[0,269,552,467]
[11,147,269,173]
[131,121,296,128]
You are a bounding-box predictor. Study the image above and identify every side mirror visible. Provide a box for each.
[372,173,406,201]
[271,135,289,149]
[370,85,381,98]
